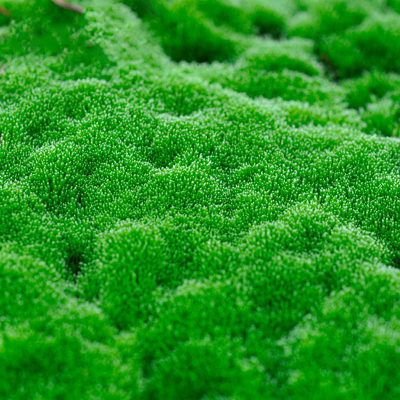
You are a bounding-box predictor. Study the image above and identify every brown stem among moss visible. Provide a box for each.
[0,6,10,16]
[0,1,83,16]
[51,0,83,14]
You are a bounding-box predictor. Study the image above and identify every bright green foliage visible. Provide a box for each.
[1,0,400,399]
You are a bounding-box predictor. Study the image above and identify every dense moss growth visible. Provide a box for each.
[1,0,400,399]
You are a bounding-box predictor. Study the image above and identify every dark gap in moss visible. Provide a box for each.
[391,251,400,270]
[126,0,237,64]
[65,247,84,278]
[316,43,340,82]
[252,9,286,39]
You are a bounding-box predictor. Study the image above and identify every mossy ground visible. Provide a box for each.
[1,0,400,399]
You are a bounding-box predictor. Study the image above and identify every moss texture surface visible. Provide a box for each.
[1,0,400,398]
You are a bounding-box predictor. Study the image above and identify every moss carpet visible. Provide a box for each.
[1,0,400,398]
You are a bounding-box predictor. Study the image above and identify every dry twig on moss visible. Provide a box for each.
[51,0,83,14]
[0,5,10,16]
[0,0,83,16]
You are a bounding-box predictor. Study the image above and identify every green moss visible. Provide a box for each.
[1,0,400,398]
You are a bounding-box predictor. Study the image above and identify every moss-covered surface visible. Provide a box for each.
[1,0,400,398]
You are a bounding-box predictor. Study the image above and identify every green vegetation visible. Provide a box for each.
[1,0,400,398]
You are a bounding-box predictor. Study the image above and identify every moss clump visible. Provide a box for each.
[1,0,400,399]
